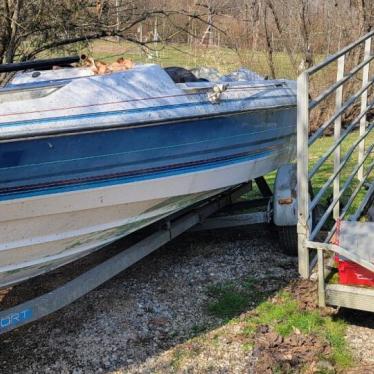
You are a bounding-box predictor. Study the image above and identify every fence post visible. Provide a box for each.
[297,72,310,278]
[333,55,345,219]
[318,248,326,307]
[358,37,372,181]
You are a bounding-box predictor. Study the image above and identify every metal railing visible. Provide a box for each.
[297,31,374,278]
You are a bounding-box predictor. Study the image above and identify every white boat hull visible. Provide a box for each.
[0,147,293,288]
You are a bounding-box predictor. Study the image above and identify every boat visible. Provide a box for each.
[0,58,297,288]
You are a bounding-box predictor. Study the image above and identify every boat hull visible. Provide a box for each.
[0,127,295,288]
[0,68,297,288]
[0,107,295,199]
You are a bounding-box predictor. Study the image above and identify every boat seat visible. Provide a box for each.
[164,67,209,83]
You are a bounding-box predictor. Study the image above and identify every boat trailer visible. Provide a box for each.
[3,32,374,336]
[297,31,374,312]
[0,174,298,335]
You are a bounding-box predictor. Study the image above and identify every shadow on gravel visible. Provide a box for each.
[337,308,374,329]
[0,226,299,374]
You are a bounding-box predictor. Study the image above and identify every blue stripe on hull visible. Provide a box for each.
[0,108,296,200]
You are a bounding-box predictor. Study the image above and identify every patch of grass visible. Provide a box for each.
[171,343,202,370]
[211,333,220,348]
[252,293,325,336]
[324,317,353,368]
[272,364,287,374]
[244,292,353,370]
[207,283,249,320]
[244,129,374,220]
[171,348,189,370]
[171,284,352,372]
[308,130,374,216]
[277,308,324,336]
[241,342,253,352]
[83,40,297,78]
[206,278,268,320]
[191,323,208,336]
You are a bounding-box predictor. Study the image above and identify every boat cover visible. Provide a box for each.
[0,64,296,139]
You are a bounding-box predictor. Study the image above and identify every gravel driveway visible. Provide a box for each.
[0,229,373,373]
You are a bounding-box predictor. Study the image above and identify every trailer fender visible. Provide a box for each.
[273,164,298,226]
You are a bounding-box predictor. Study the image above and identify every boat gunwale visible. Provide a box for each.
[0,103,296,142]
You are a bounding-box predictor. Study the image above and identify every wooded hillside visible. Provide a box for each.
[1,0,373,74]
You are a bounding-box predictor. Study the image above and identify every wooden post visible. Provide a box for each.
[318,248,326,307]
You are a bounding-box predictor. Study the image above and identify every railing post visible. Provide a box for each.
[297,72,310,278]
[358,37,372,181]
[318,248,326,307]
[333,55,345,219]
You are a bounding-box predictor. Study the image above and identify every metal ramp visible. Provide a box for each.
[297,31,374,311]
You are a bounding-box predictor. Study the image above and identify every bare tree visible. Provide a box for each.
[0,0,228,66]
[263,4,276,78]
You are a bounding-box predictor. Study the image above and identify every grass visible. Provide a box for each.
[205,280,354,370]
[244,292,353,369]
[191,324,208,336]
[309,130,374,215]
[207,283,250,320]
[171,347,190,370]
[171,342,203,370]
[207,278,268,321]
[244,129,374,223]
[82,39,297,78]
[164,280,354,372]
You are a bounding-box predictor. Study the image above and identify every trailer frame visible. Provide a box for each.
[297,31,374,311]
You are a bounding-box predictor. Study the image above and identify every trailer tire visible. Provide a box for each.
[277,225,298,256]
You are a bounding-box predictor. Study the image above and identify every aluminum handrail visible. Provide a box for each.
[310,124,374,211]
[338,160,373,220]
[305,30,374,75]
[309,54,374,110]
[309,100,374,178]
[350,182,374,221]
[309,75,374,146]
[323,161,374,243]
[309,145,374,240]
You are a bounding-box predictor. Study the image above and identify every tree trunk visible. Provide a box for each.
[265,0,298,74]
[264,5,276,79]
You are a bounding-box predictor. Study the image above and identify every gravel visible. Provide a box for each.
[0,229,294,373]
[342,309,374,367]
[0,229,373,373]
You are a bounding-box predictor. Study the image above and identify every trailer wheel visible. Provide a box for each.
[277,225,298,256]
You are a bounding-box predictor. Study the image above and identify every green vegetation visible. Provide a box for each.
[244,292,353,369]
[207,283,250,320]
[171,343,202,370]
[85,40,296,78]
[171,347,190,370]
[206,278,353,370]
[191,323,208,336]
[167,278,354,372]
[245,130,374,220]
[309,130,374,213]
[207,278,268,320]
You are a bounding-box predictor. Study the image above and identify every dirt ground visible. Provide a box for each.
[0,229,373,374]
